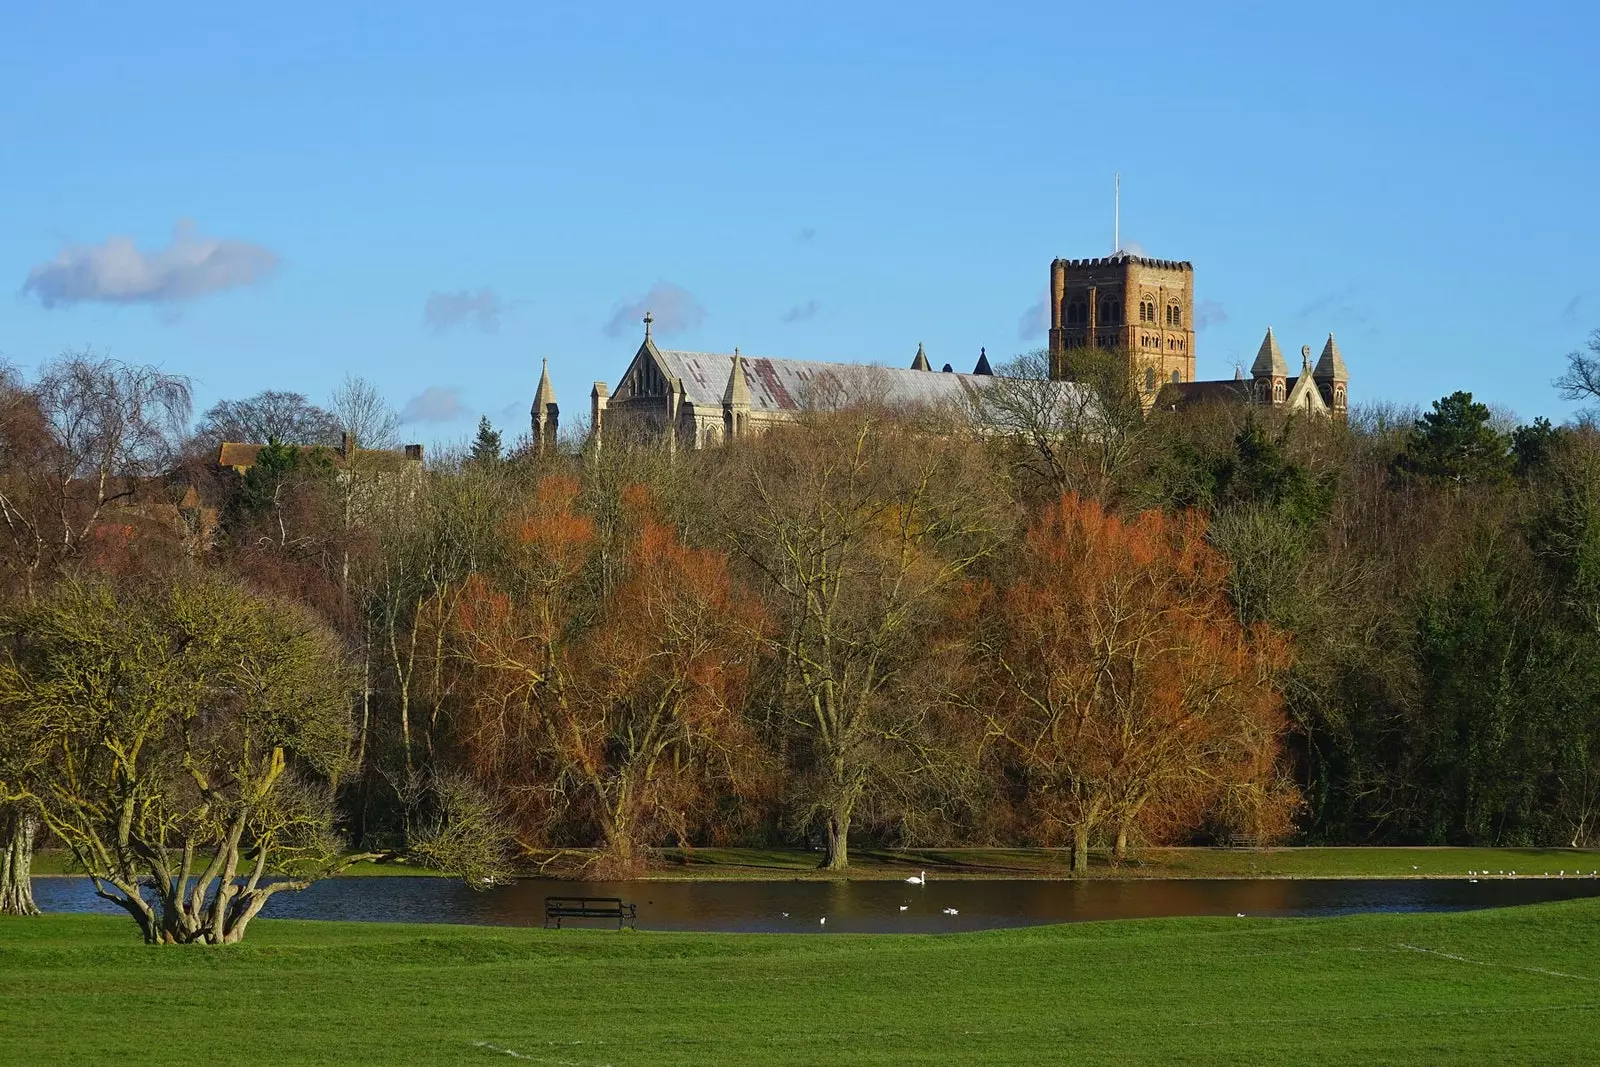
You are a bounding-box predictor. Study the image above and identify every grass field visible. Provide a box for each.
[32,844,1600,881]
[4,901,1600,1065]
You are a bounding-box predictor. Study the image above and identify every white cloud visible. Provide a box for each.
[1195,299,1228,331]
[400,386,469,424]
[21,220,278,308]
[1017,297,1049,341]
[781,299,820,323]
[425,288,506,333]
[604,280,706,339]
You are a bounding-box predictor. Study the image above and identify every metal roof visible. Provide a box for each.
[655,350,1019,413]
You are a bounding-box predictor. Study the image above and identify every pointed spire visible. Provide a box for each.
[1313,333,1348,382]
[973,347,994,375]
[1233,363,1244,382]
[723,347,751,407]
[941,363,954,373]
[533,357,556,410]
[1250,327,1287,378]
[911,343,931,372]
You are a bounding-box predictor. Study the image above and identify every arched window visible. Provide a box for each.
[1171,370,1181,384]
[1170,305,1182,327]
[1273,381,1285,403]
[1145,366,1156,392]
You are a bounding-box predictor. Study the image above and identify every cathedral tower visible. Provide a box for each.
[1048,251,1195,401]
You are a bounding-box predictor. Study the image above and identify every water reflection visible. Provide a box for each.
[30,876,1600,933]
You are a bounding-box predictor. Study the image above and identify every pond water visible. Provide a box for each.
[31,875,1600,933]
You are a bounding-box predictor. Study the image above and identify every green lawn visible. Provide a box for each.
[4,901,1600,1065]
[30,844,1600,881]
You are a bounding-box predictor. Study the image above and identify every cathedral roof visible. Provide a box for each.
[650,348,1038,415]
[1313,333,1348,382]
[1250,327,1288,378]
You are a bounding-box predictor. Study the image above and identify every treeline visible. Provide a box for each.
[3,335,1600,917]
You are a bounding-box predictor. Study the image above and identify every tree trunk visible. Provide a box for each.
[1112,823,1129,865]
[0,810,41,916]
[822,804,851,870]
[1071,823,1090,874]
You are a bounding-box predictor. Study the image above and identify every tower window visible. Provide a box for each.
[1169,304,1182,327]
[1171,370,1181,384]
[1145,367,1156,392]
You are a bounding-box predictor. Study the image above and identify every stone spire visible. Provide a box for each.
[973,347,994,375]
[722,348,750,442]
[723,347,751,406]
[531,358,559,454]
[1313,333,1348,382]
[1250,327,1288,378]
[910,343,931,371]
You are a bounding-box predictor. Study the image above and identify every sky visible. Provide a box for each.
[3,1,1598,449]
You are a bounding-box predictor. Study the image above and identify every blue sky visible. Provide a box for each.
[3,1,1597,447]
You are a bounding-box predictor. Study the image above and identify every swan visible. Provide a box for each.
[819,917,826,926]
[905,871,926,885]
[942,907,959,915]
[898,905,908,912]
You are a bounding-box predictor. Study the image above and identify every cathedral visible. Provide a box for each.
[1046,251,1349,417]
[538,252,1351,447]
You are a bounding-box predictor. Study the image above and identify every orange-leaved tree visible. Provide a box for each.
[995,493,1297,871]
[451,474,596,840]
[561,486,767,874]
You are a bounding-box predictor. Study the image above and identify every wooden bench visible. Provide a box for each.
[544,896,637,930]
[1224,834,1267,850]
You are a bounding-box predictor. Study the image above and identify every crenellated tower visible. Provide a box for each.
[1048,251,1195,401]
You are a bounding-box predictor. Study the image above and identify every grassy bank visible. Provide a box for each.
[29,844,1600,881]
[4,902,1600,1065]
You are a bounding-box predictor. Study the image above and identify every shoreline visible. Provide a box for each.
[27,844,1600,883]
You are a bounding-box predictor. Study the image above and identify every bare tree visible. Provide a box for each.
[976,349,1150,505]
[1556,329,1600,412]
[720,408,1008,868]
[192,390,343,452]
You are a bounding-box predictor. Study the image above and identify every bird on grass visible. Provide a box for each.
[906,871,927,885]
[1236,913,1246,918]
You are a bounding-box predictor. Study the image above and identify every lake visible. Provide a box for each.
[30,875,1600,933]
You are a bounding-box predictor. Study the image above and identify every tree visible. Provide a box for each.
[557,489,766,873]
[721,409,1007,868]
[1555,328,1600,413]
[228,438,337,548]
[0,577,360,943]
[993,494,1297,870]
[1397,391,1512,485]
[192,390,342,452]
[0,352,191,916]
[470,417,503,466]
[977,348,1150,506]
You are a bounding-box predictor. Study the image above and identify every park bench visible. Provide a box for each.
[1224,834,1267,850]
[544,896,637,930]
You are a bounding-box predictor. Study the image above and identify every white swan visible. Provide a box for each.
[898,905,908,912]
[942,907,959,915]
[819,917,826,926]
[905,870,926,885]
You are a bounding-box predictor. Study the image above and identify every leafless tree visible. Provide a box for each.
[192,389,342,452]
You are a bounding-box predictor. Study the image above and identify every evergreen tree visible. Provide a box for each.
[470,416,502,466]
[1398,391,1512,484]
